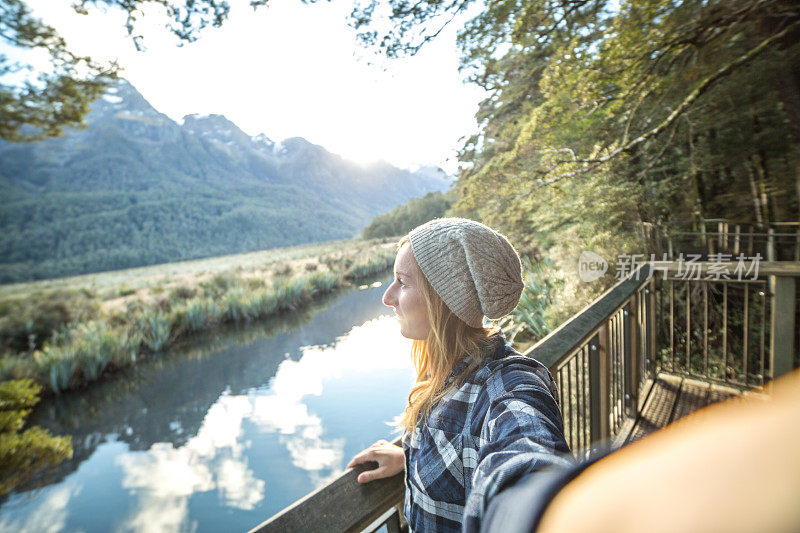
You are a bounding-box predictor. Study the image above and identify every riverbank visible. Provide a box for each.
[0,238,396,394]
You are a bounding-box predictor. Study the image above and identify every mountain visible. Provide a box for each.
[0,80,450,283]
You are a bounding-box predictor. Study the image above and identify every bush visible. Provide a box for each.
[0,292,96,353]
[0,379,72,496]
[498,257,562,344]
[169,285,197,301]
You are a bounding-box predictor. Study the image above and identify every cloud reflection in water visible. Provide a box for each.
[116,314,412,531]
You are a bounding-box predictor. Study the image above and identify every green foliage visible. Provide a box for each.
[135,310,171,353]
[0,0,114,141]
[498,257,563,344]
[362,191,453,239]
[0,379,72,496]
[0,243,392,393]
[0,290,97,353]
[343,248,396,280]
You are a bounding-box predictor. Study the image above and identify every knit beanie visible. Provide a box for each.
[408,218,524,328]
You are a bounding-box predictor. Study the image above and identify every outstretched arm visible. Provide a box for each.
[464,365,573,532]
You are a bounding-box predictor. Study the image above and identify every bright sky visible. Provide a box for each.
[22,0,488,172]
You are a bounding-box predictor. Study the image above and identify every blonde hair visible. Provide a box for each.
[396,236,499,434]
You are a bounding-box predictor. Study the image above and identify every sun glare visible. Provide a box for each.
[23,0,487,171]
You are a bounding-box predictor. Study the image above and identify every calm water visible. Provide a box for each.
[0,277,415,532]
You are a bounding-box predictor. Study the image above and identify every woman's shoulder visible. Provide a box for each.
[476,340,559,401]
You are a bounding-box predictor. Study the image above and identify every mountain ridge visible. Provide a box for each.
[0,79,450,283]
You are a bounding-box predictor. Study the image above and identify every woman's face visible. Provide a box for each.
[382,242,430,340]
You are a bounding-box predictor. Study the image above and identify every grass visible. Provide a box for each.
[0,238,395,394]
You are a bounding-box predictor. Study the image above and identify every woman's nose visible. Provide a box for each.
[382,283,397,307]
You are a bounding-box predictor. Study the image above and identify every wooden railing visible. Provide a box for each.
[249,453,406,533]
[250,260,799,533]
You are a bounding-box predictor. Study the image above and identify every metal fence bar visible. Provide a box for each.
[760,288,766,385]
[768,228,776,261]
[582,347,589,448]
[743,284,749,385]
[616,311,625,431]
[566,360,574,450]
[670,280,675,372]
[703,282,709,376]
[575,348,586,448]
[649,279,657,379]
[685,282,691,374]
[558,369,566,444]
[588,332,608,444]
[723,282,728,382]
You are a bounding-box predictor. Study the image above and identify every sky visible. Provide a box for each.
[21,0,488,173]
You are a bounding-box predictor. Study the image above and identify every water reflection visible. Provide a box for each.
[117,394,264,532]
[0,277,415,533]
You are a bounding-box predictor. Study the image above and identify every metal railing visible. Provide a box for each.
[250,260,799,532]
[529,264,655,455]
[642,220,800,261]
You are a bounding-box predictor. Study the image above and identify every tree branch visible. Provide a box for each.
[531,17,800,190]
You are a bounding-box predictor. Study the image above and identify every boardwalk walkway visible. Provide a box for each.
[619,373,759,446]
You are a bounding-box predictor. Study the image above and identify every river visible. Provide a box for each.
[0,276,415,532]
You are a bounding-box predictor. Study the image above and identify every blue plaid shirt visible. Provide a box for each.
[401,336,572,532]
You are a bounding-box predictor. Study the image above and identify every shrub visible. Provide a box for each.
[273,263,293,277]
[498,257,562,344]
[169,285,197,301]
[0,379,72,496]
[0,292,95,353]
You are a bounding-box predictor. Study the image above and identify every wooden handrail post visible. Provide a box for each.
[589,325,611,444]
[769,275,796,380]
[734,225,741,256]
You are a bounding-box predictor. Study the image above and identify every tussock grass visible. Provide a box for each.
[0,239,395,394]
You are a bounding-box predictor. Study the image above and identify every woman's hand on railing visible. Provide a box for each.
[347,439,405,483]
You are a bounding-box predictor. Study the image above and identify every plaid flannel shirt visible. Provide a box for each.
[401,336,572,533]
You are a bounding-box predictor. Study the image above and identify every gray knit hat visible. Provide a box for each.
[408,218,524,328]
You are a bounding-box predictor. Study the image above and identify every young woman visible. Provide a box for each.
[347,218,571,533]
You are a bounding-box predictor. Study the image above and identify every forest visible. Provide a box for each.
[435,0,800,262]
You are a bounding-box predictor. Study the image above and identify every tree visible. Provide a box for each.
[0,0,267,141]
[349,0,800,321]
